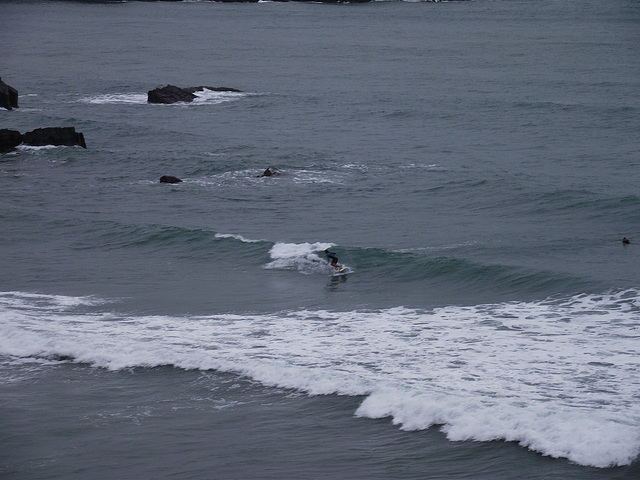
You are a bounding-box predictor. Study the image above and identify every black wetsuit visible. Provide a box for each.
[326,251,339,265]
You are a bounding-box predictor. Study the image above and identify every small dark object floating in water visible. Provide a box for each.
[258,166,282,177]
[160,175,182,184]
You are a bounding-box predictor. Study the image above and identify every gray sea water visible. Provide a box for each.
[1,0,640,478]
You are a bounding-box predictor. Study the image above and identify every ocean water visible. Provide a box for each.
[1,0,640,478]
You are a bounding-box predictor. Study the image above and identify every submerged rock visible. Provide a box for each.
[0,78,19,110]
[22,127,87,148]
[159,175,183,184]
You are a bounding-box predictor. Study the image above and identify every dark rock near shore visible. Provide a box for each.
[1,127,86,153]
[22,127,87,148]
[148,85,197,104]
[159,175,183,184]
[0,78,19,110]
[148,85,243,104]
[0,129,23,153]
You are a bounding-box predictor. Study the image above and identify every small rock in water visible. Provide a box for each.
[159,175,183,184]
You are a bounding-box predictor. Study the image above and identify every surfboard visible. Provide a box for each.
[332,266,349,276]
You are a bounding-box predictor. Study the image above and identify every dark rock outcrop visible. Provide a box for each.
[160,175,183,184]
[148,85,243,104]
[0,129,23,153]
[0,78,19,110]
[148,85,197,104]
[1,127,86,153]
[22,127,87,148]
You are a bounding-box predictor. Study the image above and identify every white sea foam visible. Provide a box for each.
[79,93,148,104]
[187,168,345,189]
[1,290,639,467]
[79,89,246,106]
[264,242,335,274]
[16,144,60,152]
[214,233,262,243]
[190,88,246,106]
[0,291,103,311]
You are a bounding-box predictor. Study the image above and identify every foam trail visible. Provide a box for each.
[0,291,103,311]
[1,290,639,467]
[78,89,246,106]
[79,93,147,104]
[190,88,246,105]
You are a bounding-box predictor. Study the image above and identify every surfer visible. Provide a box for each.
[623,237,630,245]
[324,249,343,270]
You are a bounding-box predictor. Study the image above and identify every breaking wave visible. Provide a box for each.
[1,290,639,468]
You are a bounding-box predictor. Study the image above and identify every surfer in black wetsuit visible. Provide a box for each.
[324,249,343,270]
